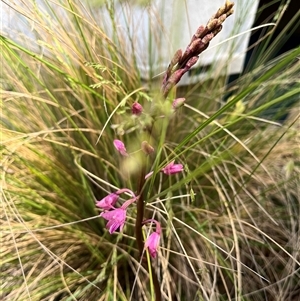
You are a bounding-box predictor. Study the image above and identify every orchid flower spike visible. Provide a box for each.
[161,161,184,175]
[143,219,161,258]
[113,139,128,156]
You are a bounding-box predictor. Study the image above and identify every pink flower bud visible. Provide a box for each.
[113,139,128,156]
[186,56,199,69]
[194,25,205,39]
[145,232,160,258]
[132,102,143,115]
[143,219,161,258]
[96,193,119,210]
[201,33,214,45]
[171,49,182,66]
[172,98,186,110]
[161,161,184,175]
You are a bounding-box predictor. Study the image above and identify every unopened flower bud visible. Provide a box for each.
[200,33,214,47]
[113,139,128,156]
[186,56,199,69]
[207,18,218,31]
[166,49,183,79]
[141,141,154,155]
[218,14,227,24]
[227,8,234,17]
[162,68,186,97]
[171,49,182,66]
[194,25,206,39]
[132,102,143,115]
[172,98,186,110]
[212,26,222,36]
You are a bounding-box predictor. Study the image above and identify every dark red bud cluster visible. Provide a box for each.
[161,1,234,98]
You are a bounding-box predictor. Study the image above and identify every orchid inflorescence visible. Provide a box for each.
[93,3,235,300]
[95,1,234,263]
[97,139,184,257]
[98,93,184,257]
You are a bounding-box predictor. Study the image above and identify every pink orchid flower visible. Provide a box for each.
[145,232,161,258]
[96,193,119,210]
[161,161,183,175]
[96,188,135,210]
[113,139,128,156]
[143,219,161,258]
[100,208,126,234]
[100,196,138,234]
[144,161,183,180]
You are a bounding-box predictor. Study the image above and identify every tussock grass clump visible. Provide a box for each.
[1,1,299,300]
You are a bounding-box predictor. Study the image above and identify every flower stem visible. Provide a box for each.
[135,166,146,256]
[135,167,161,301]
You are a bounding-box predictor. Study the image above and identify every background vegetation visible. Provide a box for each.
[1,0,299,300]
